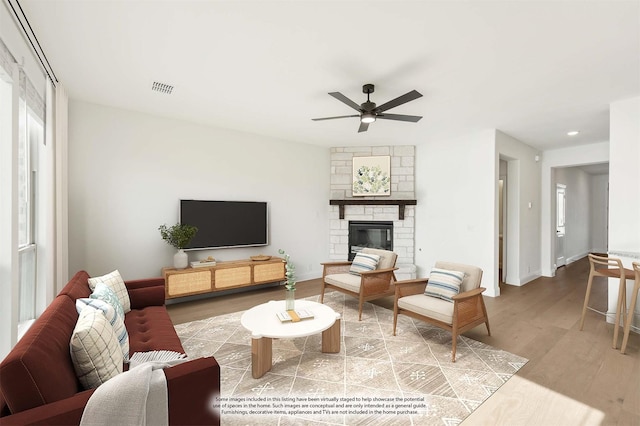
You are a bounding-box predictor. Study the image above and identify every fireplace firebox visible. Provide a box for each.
[348,221,393,261]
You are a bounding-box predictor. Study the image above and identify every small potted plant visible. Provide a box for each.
[159,223,198,269]
[279,249,297,310]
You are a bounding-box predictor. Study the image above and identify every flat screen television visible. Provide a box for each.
[180,200,268,250]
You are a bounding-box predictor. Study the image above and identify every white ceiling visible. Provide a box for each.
[19,0,640,150]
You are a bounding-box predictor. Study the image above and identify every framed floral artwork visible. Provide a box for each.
[352,156,391,196]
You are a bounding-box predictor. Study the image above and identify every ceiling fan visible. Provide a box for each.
[312,84,423,133]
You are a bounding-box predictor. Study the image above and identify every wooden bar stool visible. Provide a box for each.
[579,253,635,349]
[620,262,640,354]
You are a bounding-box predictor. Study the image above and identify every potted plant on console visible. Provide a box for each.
[159,223,198,269]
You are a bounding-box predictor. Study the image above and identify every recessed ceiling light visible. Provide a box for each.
[567,131,579,136]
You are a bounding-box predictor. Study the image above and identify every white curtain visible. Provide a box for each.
[55,83,69,290]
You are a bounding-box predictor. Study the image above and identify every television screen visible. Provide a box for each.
[180,200,268,250]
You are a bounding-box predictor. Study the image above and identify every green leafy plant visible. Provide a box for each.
[159,223,198,250]
[278,249,296,291]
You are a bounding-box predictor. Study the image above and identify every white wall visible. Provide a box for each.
[540,142,609,275]
[68,100,329,282]
[415,129,498,296]
[607,96,640,328]
[554,167,591,263]
[495,130,542,286]
[609,97,640,252]
[590,173,608,253]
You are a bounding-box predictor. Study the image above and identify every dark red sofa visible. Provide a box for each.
[0,271,220,425]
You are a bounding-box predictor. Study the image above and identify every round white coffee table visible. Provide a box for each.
[241,300,341,378]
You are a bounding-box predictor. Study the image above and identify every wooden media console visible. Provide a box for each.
[162,257,285,299]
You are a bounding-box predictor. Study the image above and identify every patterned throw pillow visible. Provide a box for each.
[90,282,125,321]
[88,270,131,313]
[76,298,130,362]
[349,252,381,276]
[424,268,465,302]
[70,305,124,389]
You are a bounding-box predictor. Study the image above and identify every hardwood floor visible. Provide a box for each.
[167,257,640,425]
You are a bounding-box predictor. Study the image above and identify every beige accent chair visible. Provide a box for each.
[321,248,398,320]
[393,261,490,362]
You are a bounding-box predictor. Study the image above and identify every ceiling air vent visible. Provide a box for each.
[151,81,174,94]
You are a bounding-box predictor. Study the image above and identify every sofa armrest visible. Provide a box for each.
[165,357,221,426]
[0,390,94,425]
[125,278,165,309]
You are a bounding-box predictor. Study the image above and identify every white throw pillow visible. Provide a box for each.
[70,305,124,389]
[76,298,130,362]
[88,270,131,313]
[349,252,381,275]
[424,267,465,302]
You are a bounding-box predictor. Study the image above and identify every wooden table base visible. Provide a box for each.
[251,319,341,379]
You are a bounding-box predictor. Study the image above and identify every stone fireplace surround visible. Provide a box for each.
[329,145,417,280]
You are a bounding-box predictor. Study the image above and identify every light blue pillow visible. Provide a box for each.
[77,297,129,362]
[349,252,381,275]
[424,268,465,302]
[90,282,125,325]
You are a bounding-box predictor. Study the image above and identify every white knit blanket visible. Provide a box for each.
[80,360,183,426]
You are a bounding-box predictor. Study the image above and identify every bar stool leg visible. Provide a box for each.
[621,276,640,354]
[580,271,595,331]
[613,275,627,349]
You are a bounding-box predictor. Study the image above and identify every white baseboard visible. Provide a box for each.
[566,251,589,264]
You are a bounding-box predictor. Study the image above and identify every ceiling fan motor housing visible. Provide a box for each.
[361,101,376,111]
[362,83,375,94]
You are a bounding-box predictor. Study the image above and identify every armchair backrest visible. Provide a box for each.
[434,261,483,293]
[361,248,398,270]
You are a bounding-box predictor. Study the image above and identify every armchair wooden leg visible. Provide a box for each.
[393,311,398,336]
[320,282,326,303]
[451,333,458,363]
[485,319,491,336]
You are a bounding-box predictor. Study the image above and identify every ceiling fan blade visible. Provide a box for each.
[358,121,369,133]
[376,113,423,123]
[375,90,422,113]
[312,114,360,121]
[329,92,362,112]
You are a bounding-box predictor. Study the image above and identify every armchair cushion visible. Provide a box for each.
[424,268,465,302]
[324,273,362,293]
[397,294,454,324]
[349,252,380,275]
[361,248,397,270]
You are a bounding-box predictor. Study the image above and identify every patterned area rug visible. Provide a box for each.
[175,292,527,425]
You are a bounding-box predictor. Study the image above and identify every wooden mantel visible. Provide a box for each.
[330,199,417,220]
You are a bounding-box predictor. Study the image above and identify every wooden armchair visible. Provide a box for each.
[321,248,398,320]
[393,261,490,362]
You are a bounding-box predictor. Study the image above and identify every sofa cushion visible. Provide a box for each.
[0,296,81,414]
[88,270,131,313]
[90,282,125,320]
[125,306,185,355]
[77,298,130,362]
[70,306,124,390]
[58,270,92,301]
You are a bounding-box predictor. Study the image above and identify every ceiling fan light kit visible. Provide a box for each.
[313,84,422,132]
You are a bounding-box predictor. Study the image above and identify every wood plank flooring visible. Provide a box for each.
[167,256,640,425]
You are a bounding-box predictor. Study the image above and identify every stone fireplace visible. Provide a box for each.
[328,145,417,280]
